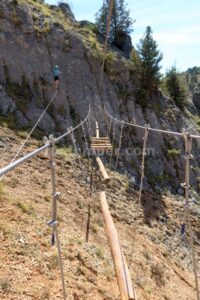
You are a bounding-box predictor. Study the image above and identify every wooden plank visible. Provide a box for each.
[96,121,99,138]
[91,142,111,146]
[91,143,111,146]
[91,144,112,148]
[100,192,136,300]
[91,137,110,141]
[91,144,112,147]
[96,157,110,183]
[91,140,111,144]
[91,147,112,150]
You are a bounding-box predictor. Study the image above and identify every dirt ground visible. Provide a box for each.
[0,127,199,299]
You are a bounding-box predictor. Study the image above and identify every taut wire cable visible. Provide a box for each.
[0,90,58,182]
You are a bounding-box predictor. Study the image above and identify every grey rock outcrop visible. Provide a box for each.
[58,2,75,21]
[113,32,133,58]
[0,0,200,190]
[15,4,34,33]
[15,110,29,129]
[193,91,200,111]
[0,86,16,115]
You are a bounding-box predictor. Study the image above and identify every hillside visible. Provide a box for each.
[0,127,199,300]
[0,1,200,299]
[184,67,200,93]
[1,0,200,190]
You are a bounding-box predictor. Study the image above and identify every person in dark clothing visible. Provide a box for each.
[53,65,60,90]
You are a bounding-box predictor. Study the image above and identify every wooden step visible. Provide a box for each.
[91,143,112,147]
[91,138,111,143]
[91,146,112,149]
[91,142,111,145]
[91,144,112,147]
[91,145,112,150]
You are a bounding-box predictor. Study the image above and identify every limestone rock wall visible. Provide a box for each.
[0,0,200,192]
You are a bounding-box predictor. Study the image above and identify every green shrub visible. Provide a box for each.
[0,183,5,198]
[12,11,22,27]
[16,130,29,139]
[167,148,181,158]
[16,200,36,216]
[0,113,16,129]
[151,262,165,286]
[0,279,11,293]
[95,246,104,259]
[165,66,187,110]
[81,22,98,34]
[0,8,4,18]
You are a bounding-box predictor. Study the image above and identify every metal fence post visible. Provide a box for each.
[44,135,67,300]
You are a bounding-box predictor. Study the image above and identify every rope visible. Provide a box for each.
[182,131,200,300]
[69,127,82,166]
[81,121,93,189]
[86,117,93,139]
[109,118,116,169]
[114,121,124,171]
[55,105,91,143]
[81,123,90,161]
[0,90,57,182]
[104,105,200,140]
[108,118,112,137]
[69,123,90,185]
[0,108,91,178]
[128,125,150,267]
[95,0,114,133]
[99,0,114,89]
[138,124,150,205]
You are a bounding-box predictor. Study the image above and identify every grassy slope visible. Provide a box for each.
[0,127,198,300]
[0,1,199,299]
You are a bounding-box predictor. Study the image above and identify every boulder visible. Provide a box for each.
[113,32,132,59]
[26,103,55,134]
[193,91,200,111]
[79,20,97,33]
[58,2,75,21]
[0,86,16,115]
[15,110,29,129]
[16,5,34,33]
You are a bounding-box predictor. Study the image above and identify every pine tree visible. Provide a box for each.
[95,1,110,39]
[95,0,134,44]
[165,67,186,110]
[137,26,163,92]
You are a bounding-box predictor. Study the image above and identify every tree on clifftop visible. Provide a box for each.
[137,26,163,92]
[165,66,186,110]
[95,0,134,45]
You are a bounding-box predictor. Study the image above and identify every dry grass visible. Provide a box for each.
[151,262,166,286]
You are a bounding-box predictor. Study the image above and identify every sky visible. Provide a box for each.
[45,0,200,73]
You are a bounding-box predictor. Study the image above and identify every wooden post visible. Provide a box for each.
[86,204,91,243]
[100,192,135,300]
[96,121,100,138]
[96,157,110,183]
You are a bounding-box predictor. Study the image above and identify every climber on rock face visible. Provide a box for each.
[53,65,60,90]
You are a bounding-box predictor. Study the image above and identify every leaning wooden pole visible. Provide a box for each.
[100,192,136,300]
[96,157,110,183]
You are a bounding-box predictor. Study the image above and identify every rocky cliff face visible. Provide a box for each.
[0,0,200,193]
